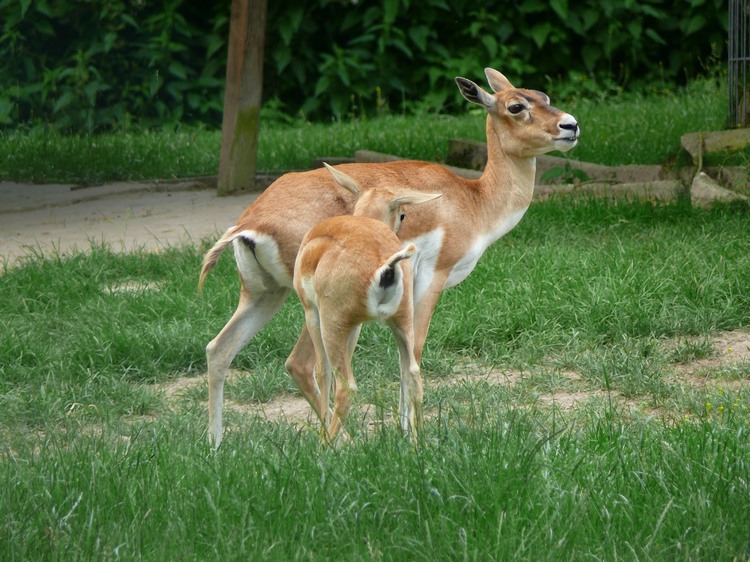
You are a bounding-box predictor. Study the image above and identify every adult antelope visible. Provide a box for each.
[295,163,441,440]
[200,68,579,448]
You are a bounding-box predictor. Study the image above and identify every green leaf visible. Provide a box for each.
[644,28,666,45]
[383,0,399,26]
[278,6,304,46]
[497,21,514,41]
[58,67,76,80]
[530,22,553,49]
[408,25,430,52]
[566,11,583,34]
[626,21,642,40]
[314,76,330,98]
[469,21,483,37]
[20,0,32,17]
[103,32,117,53]
[149,73,163,98]
[53,91,75,113]
[427,0,450,10]
[550,0,568,20]
[427,66,444,85]
[349,33,376,47]
[168,62,187,80]
[684,14,707,36]
[481,35,497,59]
[581,9,599,31]
[206,35,224,60]
[300,96,320,116]
[336,65,351,87]
[187,93,201,110]
[363,7,381,29]
[35,0,52,17]
[84,81,106,101]
[430,43,450,60]
[329,93,348,118]
[35,18,55,36]
[273,47,292,73]
[167,41,188,54]
[581,45,601,71]
[120,14,138,29]
[519,0,545,14]
[640,5,665,18]
[0,97,13,124]
[390,38,413,58]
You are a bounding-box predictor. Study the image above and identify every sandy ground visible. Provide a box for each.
[0,180,259,265]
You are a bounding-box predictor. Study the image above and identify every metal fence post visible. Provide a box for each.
[729,0,750,127]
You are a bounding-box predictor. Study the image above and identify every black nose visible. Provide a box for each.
[559,122,578,131]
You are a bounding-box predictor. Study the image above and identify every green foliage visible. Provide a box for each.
[0,0,227,130]
[267,0,727,119]
[1,0,727,129]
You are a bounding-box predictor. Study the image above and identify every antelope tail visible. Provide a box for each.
[378,244,416,288]
[198,226,240,291]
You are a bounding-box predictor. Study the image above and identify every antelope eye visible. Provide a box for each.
[400,213,406,222]
[508,103,525,114]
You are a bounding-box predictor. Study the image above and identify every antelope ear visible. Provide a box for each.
[455,77,496,111]
[484,68,514,93]
[389,192,442,211]
[323,162,360,198]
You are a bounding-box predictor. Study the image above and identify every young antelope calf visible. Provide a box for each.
[293,163,441,440]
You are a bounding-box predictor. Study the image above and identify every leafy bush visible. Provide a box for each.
[267,0,727,118]
[0,0,727,130]
[0,0,227,130]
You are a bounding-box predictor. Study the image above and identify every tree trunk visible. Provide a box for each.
[217,0,267,195]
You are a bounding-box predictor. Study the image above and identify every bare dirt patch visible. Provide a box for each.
[673,330,750,373]
[439,365,526,387]
[155,373,206,400]
[668,330,750,393]
[153,331,750,426]
[535,389,616,411]
[153,370,318,427]
[243,395,316,425]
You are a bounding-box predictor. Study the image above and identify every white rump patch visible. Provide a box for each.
[232,230,294,291]
[366,263,406,320]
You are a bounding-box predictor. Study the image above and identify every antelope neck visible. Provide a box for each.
[478,117,537,210]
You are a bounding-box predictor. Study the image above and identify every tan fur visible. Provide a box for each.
[201,68,579,448]
[294,169,438,441]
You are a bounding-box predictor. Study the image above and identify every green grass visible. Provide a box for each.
[0,76,730,184]
[2,198,750,559]
[4,411,748,560]
[1,73,748,559]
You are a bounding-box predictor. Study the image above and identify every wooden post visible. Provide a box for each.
[217,0,268,195]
